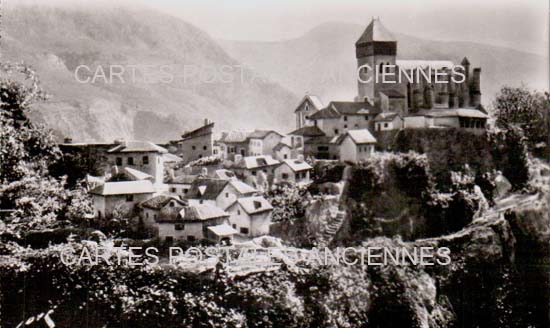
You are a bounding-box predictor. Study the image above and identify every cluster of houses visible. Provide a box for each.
[63,18,490,245]
[75,135,313,244]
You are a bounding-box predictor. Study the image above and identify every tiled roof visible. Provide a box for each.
[309,101,378,120]
[124,167,153,181]
[163,153,183,163]
[139,195,186,210]
[237,156,280,170]
[89,180,155,196]
[374,112,401,122]
[181,122,214,140]
[335,129,377,145]
[230,196,273,215]
[288,125,326,137]
[108,141,167,154]
[247,130,283,139]
[294,94,324,113]
[213,169,236,180]
[219,131,249,143]
[166,174,198,185]
[356,18,396,45]
[179,204,229,222]
[207,223,238,236]
[228,180,257,195]
[281,159,312,172]
[185,178,229,200]
[415,108,489,119]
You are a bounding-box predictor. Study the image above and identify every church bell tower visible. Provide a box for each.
[355,18,397,103]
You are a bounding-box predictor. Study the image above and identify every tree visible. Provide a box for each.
[493,86,549,151]
[0,63,92,232]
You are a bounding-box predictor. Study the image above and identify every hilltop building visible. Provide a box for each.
[291,18,488,159]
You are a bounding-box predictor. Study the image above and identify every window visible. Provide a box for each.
[183,188,189,194]
[142,156,149,165]
[344,125,348,129]
[170,187,176,193]
[384,123,389,128]
[203,146,207,150]
[225,192,229,198]
[175,223,184,230]
[165,236,174,243]
[146,212,149,218]
[187,236,196,242]
[282,173,289,180]
[232,224,237,229]
[192,146,196,150]
[126,195,134,202]
[199,200,204,204]
[237,209,241,215]
[170,202,175,207]
[343,116,348,121]
[240,227,249,234]
[154,214,158,219]
[127,157,134,165]
[116,157,122,166]
[334,129,339,135]
[365,116,369,121]
[283,154,288,159]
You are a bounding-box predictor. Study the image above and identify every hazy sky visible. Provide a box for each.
[12,0,550,55]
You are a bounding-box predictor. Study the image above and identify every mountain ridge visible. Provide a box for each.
[219,21,549,105]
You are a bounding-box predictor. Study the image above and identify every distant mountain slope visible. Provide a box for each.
[2,5,298,142]
[219,22,548,106]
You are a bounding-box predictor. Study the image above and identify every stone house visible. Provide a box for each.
[274,159,313,185]
[185,178,257,210]
[247,130,284,157]
[157,204,235,243]
[106,141,167,185]
[226,196,273,237]
[89,180,156,219]
[374,112,403,131]
[294,94,324,129]
[172,120,215,164]
[138,195,186,228]
[334,129,377,163]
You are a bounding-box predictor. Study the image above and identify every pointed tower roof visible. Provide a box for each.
[356,18,396,45]
[461,57,470,65]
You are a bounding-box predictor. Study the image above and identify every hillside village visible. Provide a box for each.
[59,18,491,245]
[2,7,550,327]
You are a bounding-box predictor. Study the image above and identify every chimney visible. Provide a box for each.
[204,118,209,126]
[234,154,243,163]
[297,154,304,162]
[111,165,119,177]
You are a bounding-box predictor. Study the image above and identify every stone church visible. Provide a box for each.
[291,18,489,159]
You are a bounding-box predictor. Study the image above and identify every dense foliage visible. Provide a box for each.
[0,63,93,236]
[493,86,549,155]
